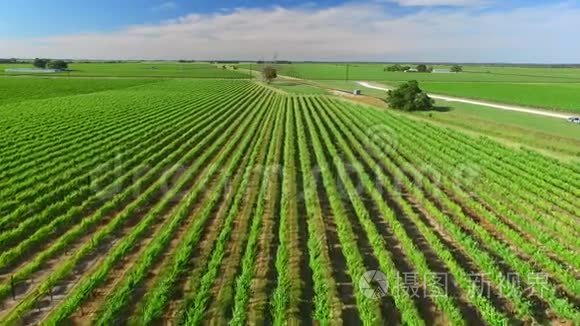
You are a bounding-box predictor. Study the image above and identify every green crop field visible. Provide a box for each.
[0,77,158,106]
[240,63,580,82]
[399,82,580,112]
[0,78,578,325]
[1,62,249,78]
[463,66,580,80]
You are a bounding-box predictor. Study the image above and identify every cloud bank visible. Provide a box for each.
[385,0,488,7]
[1,2,579,63]
[151,1,179,12]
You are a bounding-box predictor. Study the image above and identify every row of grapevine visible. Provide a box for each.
[0,85,251,247]
[326,96,579,322]
[0,83,263,282]
[0,87,241,216]
[0,80,272,323]
[350,101,579,292]
[81,89,277,326]
[0,79,577,325]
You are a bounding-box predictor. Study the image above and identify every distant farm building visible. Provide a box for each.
[404,68,418,72]
[433,69,456,73]
[4,68,63,74]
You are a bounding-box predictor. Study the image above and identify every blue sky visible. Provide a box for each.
[3,1,337,37]
[0,0,551,38]
[1,0,579,62]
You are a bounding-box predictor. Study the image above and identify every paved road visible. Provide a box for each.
[356,81,574,120]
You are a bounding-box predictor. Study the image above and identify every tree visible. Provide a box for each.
[413,92,434,110]
[33,58,49,69]
[262,66,277,83]
[451,65,463,73]
[385,64,412,72]
[416,64,428,73]
[386,80,434,111]
[386,64,403,72]
[47,60,68,70]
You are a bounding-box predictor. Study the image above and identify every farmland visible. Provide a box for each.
[412,100,580,158]
[240,63,580,112]
[269,75,580,161]
[268,79,580,159]
[0,77,578,325]
[394,82,580,113]
[240,63,580,82]
[0,77,158,106]
[268,80,329,95]
[1,62,248,78]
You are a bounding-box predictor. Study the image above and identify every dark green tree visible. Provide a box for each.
[33,58,49,69]
[386,80,434,111]
[47,60,68,70]
[416,64,428,72]
[386,64,404,72]
[451,65,463,72]
[262,66,277,83]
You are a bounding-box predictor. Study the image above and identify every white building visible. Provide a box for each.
[5,68,62,73]
[432,69,456,73]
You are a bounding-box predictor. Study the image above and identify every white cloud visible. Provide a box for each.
[1,2,579,63]
[387,0,488,7]
[151,1,178,12]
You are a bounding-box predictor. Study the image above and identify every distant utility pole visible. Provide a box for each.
[345,63,350,81]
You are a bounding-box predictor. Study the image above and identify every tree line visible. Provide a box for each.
[385,64,463,73]
[33,58,69,70]
[0,58,26,64]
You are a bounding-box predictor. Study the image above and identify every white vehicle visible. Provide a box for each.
[567,117,580,124]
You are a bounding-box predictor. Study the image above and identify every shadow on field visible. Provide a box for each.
[430,106,452,112]
[377,100,452,113]
[274,81,300,86]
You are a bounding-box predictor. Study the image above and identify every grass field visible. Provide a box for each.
[1,62,249,78]
[0,77,158,106]
[240,63,580,82]
[464,66,580,81]
[397,82,580,112]
[0,79,578,325]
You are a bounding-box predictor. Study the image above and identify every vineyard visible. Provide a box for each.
[0,79,578,325]
[0,77,158,106]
